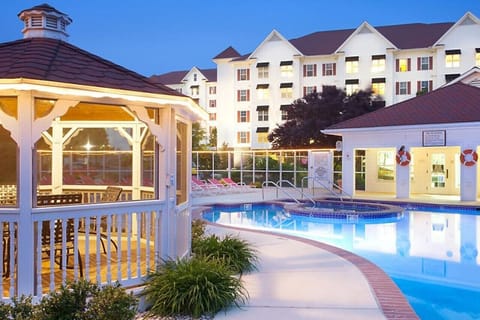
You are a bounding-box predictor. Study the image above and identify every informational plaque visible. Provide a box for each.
[422,130,446,147]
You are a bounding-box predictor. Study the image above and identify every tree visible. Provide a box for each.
[268,86,380,149]
[192,122,208,151]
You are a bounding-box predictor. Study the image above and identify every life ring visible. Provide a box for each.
[396,150,411,166]
[460,149,478,167]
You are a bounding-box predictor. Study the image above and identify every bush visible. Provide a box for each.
[193,234,258,274]
[143,257,248,318]
[0,280,137,320]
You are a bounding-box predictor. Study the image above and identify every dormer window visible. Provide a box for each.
[193,74,197,81]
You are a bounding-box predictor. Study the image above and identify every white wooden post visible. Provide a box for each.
[17,91,35,296]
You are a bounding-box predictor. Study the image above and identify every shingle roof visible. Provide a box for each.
[149,70,188,85]
[213,46,241,59]
[150,68,217,85]
[0,37,182,96]
[326,83,480,130]
[289,29,354,55]
[375,23,453,49]
[18,3,67,17]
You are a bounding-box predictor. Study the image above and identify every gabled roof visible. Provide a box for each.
[325,83,480,131]
[0,37,182,96]
[149,68,217,85]
[290,28,354,56]
[434,12,480,47]
[249,30,302,59]
[213,46,241,59]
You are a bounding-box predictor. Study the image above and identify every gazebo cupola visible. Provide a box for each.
[18,3,72,41]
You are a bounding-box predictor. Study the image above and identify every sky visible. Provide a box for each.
[1,1,479,77]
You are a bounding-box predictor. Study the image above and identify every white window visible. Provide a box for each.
[281,110,288,121]
[419,56,431,70]
[237,90,249,102]
[303,64,316,77]
[345,80,359,96]
[304,86,316,96]
[237,110,249,123]
[281,87,293,99]
[280,61,293,78]
[396,81,411,95]
[237,131,250,144]
[323,63,336,76]
[209,113,216,121]
[372,82,385,96]
[397,58,410,72]
[476,50,480,67]
[258,110,268,121]
[371,56,385,73]
[237,69,250,81]
[257,132,269,144]
[445,50,460,68]
[209,100,216,108]
[191,86,199,96]
[209,86,216,94]
[345,57,359,74]
[257,85,270,100]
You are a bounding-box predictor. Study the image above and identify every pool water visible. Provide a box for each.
[202,202,480,320]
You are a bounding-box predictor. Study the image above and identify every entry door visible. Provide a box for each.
[309,151,333,189]
[427,151,458,195]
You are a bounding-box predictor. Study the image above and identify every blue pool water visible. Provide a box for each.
[202,202,480,320]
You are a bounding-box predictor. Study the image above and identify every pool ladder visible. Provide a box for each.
[262,180,316,206]
[301,176,352,202]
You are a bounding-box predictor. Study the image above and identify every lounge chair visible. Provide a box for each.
[192,177,223,194]
[207,178,230,193]
[222,177,255,192]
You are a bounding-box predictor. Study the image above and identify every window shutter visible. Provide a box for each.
[407,58,411,71]
[314,86,317,92]
[246,132,250,143]
[303,65,306,77]
[237,90,240,101]
[429,56,433,70]
[246,69,250,80]
[429,80,433,91]
[237,132,240,143]
[395,59,399,72]
[237,70,240,80]
[407,81,411,94]
[246,111,250,122]
[237,111,240,122]
[322,64,326,76]
[246,90,250,101]
[417,81,420,92]
[417,57,421,71]
[395,82,399,95]
[303,87,306,96]
[333,63,336,75]
[313,64,317,77]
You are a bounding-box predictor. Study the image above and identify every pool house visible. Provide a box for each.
[323,68,480,202]
[0,4,205,299]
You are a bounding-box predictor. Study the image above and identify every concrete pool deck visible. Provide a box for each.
[192,188,421,319]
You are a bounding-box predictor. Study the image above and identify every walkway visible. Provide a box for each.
[192,188,419,319]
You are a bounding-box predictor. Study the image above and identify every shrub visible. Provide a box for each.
[143,256,248,318]
[9,295,35,320]
[193,234,258,274]
[37,280,137,320]
[84,283,137,320]
[191,218,206,242]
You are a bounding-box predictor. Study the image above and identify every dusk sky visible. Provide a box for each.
[1,1,479,77]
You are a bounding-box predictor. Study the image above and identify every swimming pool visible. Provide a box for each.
[201,201,480,320]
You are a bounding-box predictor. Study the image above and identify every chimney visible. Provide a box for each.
[18,3,72,41]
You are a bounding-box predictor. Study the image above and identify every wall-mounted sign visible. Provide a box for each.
[423,130,446,146]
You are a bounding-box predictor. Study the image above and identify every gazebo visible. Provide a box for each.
[0,4,205,299]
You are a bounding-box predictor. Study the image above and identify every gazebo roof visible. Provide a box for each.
[0,37,183,96]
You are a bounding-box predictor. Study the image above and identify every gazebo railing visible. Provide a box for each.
[0,199,172,301]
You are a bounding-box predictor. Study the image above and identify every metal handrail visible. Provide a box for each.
[262,180,315,206]
[301,176,353,201]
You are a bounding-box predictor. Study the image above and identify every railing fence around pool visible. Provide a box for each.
[0,190,190,301]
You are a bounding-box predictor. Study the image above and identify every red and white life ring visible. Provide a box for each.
[460,149,478,167]
[396,150,411,166]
